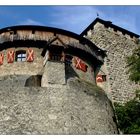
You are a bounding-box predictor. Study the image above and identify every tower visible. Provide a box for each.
[81,18,139,104]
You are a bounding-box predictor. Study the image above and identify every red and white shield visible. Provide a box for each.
[0,53,4,65]
[27,49,34,62]
[7,50,15,63]
[74,57,87,72]
[96,74,103,82]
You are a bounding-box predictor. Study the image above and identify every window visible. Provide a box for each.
[102,75,106,81]
[51,54,62,61]
[96,74,106,82]
[49,48,63,62]
[15,50,26,62]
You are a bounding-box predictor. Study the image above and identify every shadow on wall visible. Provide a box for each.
[25,75,42,87]
[65,64,79,81]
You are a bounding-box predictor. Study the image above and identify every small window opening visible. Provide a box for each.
[50,53,62,61]
[114,28,117,32]
[14,30,17,35]
[49,47,64,62]
[15,50,26,62]
[32,30,35,34]
[10,31,13,35]
[102,75,106,81]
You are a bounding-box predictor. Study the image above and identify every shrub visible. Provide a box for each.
[115,99,140,134]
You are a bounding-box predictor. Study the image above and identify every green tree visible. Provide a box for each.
[115,43,140,134]
[115,100,140,134]
[127,44,140,83]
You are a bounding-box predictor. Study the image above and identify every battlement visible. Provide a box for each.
[81,18,139,41]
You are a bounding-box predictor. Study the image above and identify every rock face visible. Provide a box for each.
[0,75,118,134]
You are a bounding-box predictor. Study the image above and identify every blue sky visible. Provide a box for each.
[0,6,140,35]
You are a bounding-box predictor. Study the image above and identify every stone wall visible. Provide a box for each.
[0,47,44,76]
[86,22,139,103]
[0,46,96,86]
[0,75,118,134]
[41,61,66,87]
[71,57,95,84]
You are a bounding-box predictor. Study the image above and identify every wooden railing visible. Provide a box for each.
[0,30,104,62]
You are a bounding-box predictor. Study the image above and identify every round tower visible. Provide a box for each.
[0,25,118,134]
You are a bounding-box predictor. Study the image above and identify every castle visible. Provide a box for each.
[0,18,138,134]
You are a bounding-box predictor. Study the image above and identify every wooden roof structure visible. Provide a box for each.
[0,25,106,65]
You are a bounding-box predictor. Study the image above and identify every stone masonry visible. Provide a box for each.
[0,75,118,134]
[0,47,44,76]
[85,21,139,103]
[41,61,66,87]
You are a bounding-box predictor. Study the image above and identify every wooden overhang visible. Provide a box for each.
[0,25,106,65]
[80,18,140,38]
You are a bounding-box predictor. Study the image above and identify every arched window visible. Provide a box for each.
[15,50,26,62]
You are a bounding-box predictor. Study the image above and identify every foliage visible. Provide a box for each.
[116,41,140,134]
[127,44,140,83]
[115,99,140,134]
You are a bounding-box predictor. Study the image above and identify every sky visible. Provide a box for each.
[0,6,140,35]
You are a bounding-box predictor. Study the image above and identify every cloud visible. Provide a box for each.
[18,19,44,25]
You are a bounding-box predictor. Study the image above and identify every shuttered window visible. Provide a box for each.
[27,49,34,62]
[7,50,15,63]
[0,53,4,65]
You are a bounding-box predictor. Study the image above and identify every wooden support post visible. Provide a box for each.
[61,51,65,62]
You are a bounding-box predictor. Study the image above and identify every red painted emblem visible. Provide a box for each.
[74,57,87,72]
[7,50,15,63]
[27,49,34,62]
[0,53,4,65]
[96,74,103,82]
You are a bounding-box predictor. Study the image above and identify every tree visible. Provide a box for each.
[114,43,140,134]
[115,100,140,134]
[127,44,140,83]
